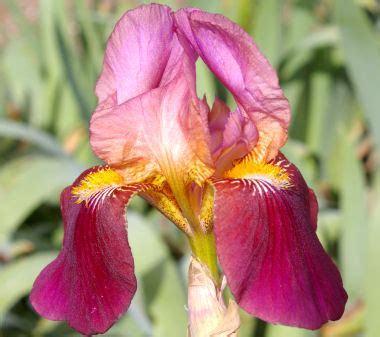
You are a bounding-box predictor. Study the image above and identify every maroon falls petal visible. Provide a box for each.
[30,167,148,335]
[212,155,347,329]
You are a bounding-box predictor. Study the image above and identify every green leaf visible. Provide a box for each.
[0,119,66,156]
[0,252,56,318]
[252,0,282,67]
[128,212,187,337]
[104,289,152,337]
[365,171,380,336]
[54,86,85,141]
[0,156,83,244]
[3,0,39,51]
[196,60,216,104]
[74,0,103,74]
[317,209,342,246]
[39,0,64,79]
[340,135,367,299]
[282,139,316,188]
[188,0,221,13]
[283,2,315,51]
[282,26,339,60]
[238,310,256,337]
[266,324,316,337]
[323,81,356,187]
[281,80,304,125]
[280,4,315,78]
[306,72,333,154]
[2,38,43,126]
[334,0,380,150]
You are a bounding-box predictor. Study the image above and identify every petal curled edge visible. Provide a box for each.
[30,167,147,335]
[96,4,174,104]
[175,9,290,160]
[213,155,347,329]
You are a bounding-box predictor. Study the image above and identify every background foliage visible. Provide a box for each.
[0,0,379,336]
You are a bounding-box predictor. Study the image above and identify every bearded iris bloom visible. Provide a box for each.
[30,4,347,336]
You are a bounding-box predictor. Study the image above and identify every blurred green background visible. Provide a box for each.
[0,0,379,336]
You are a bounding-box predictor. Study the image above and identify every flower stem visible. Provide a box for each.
[189,232,220,283]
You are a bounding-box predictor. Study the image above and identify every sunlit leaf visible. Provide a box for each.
[0,156,83,244]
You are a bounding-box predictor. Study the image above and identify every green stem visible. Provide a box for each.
[189,232,220,283]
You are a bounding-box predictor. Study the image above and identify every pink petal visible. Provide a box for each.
[30,167,147,335]
[92,4,214,184]
[214,107,258,175]
[208,98,231,157]
[208,99,258,174]
[175,9,290,160]
[91,42,213,183]
[212,155,347,329]
[96,4,174,104]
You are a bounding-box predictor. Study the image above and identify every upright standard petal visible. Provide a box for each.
[212,155,347,329]
[91,38,213,188]
[91,16,213,185]
[30,167,147,335]
[175,9,290,160]
[96,4,174,103]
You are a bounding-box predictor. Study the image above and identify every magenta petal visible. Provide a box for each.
[30,167,145,335]
[96,4,174,104]
[213,155,347,329]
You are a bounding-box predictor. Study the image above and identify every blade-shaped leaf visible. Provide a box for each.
[365,171,380,336]
[252,0,282,67]
[0,156,83,244]
[128,212,187,337]
[340,136,367,298]
[334,0,380,150]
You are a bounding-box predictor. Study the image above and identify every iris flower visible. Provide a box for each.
[30,4,347,336]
